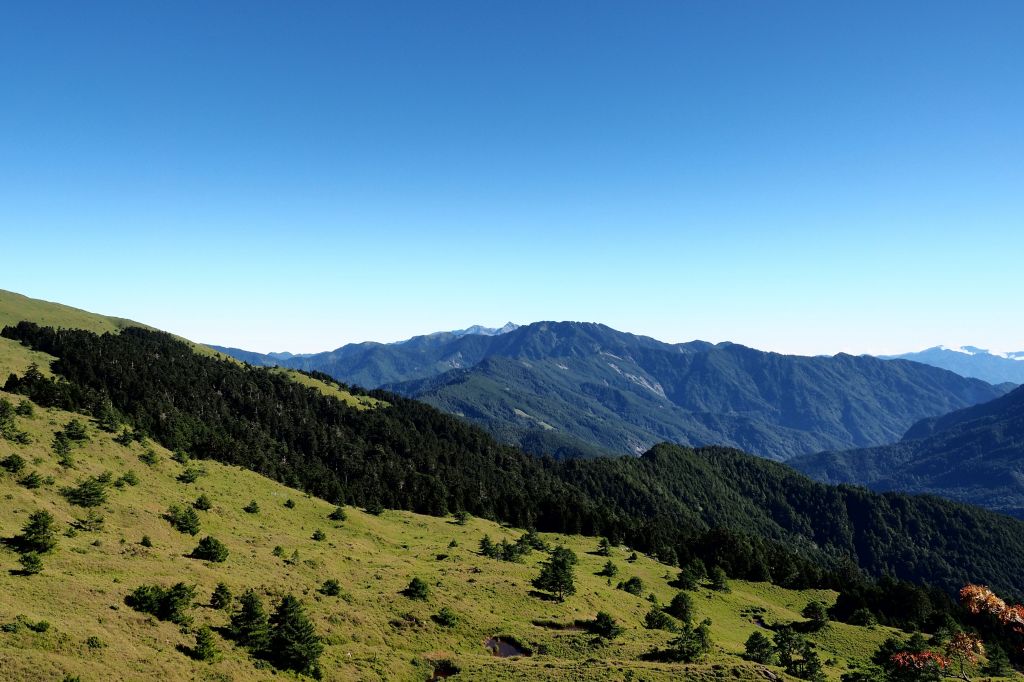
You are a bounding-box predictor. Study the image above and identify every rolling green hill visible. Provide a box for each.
[0,392,971,681]
[214,321,1006,461]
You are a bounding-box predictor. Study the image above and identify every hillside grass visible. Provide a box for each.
[0,289,379,410]
[0,392,921,682]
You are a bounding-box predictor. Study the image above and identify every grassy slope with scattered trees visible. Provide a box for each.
[3,391,989,682]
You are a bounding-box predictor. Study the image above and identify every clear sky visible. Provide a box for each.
[1,1,1021,355]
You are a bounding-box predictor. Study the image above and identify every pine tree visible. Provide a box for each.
[666,618,713,662]
[478,534,496,558]
[193,625,218,662]
[243,500,260,514]
[191,536,229,562]
[708,566,729,592]
[532,547,576,602]
[18,551,43,575]
[328,506,347,522]
[666,591,694,624]
[269,594,323,675]
[404,577,430,600]
[592,611,622,639]
[801,601,829,631]
[596,537,612,556]
[18,510,57,553]
[744,631,775,663]
[231,589,270,654]
[53,431,73,467]
[211,582,233,610]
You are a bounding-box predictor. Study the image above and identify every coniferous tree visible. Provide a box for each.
[53,431,73,467]
[18,551,43,575]
[597,560,618,577]
[328,506,347,522]
[744,631,775,663]
[193,625,218,662]
[243,500,260,514]
[666,591,694,624]
[708,566,729,592]
[596,537,612,556]
[404,577,430,600]
[231,589,270,654]
[802,601,829,631]
[592,611,622,639]
[190,536,229,562]
[18,509,57,552]
[665,618,712,662]
[269,594,323,675]
[211,582,233,610]
[532,547,576,602]
[193,494,213,511]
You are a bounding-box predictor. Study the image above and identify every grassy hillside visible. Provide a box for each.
[0,289,375,410]
[1,392,927,682]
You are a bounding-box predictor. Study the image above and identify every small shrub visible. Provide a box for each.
[27,619,50,633]
[403,577,430,601]
[61,476,108,507]
[85,635,106,650]
[74,510,105,532]
[328,506,347,522]
[311,529,326,541]
[191,536,229,562]
[320,579,341,597]
[140,535,153,548]
[1,453,26,474]
[283,498,296,509]
[115,470,139,488]
[618,576,644,596]
[597,560,618,577]
[591,611,622,639]
[125,582,196,625]
[667,591,694,623]
[645,606,677,631]
[18,471,43,489]
[243,500,260,514]
[139,449,159,466]
[165,505,201,535]
[113,428,134,446]
[193,494,213,511]
[432,606,458,627]
[453,510,469,525]
[14,400,34,417]
[18,552,43,575]
[365,500,384,515]
[64,419,88,442]
[627,551,638,562]
[177,467,204,484]
[272,545,285,558]
[171,450,190,464]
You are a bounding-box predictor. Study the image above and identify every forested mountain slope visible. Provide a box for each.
[215,321,1006,460]
[791,386,1024,518]
[6,322,1024,601]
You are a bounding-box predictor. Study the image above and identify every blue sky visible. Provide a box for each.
[1,1,1021,355]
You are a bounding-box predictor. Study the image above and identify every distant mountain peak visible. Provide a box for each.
[881,345,1024,384]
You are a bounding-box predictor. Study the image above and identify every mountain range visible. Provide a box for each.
[791,384,1024,518]
[213,322,1006,461]
[880,345,1024,385]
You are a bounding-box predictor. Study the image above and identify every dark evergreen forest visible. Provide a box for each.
[5,322,1024,636]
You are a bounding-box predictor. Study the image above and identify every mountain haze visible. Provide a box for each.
[215,322,1006,461]
[791,385,1024,518]
[881,345,1024,385]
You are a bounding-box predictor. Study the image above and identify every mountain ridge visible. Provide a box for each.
[880,345,1024,385]
[790,385,1024,517]
[214,321,1007,461]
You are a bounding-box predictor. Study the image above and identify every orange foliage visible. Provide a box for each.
[961,584,1024,635]
[891,650,949,671]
